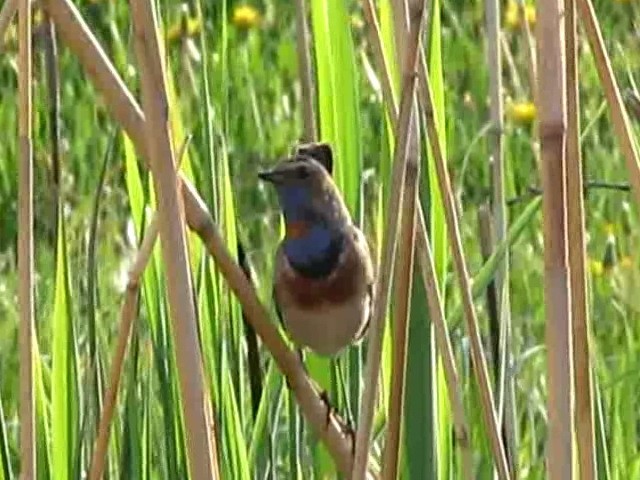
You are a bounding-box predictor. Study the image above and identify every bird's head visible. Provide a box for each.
[259,143,351,269]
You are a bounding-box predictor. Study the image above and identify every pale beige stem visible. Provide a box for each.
[129,0,218,477]
[18,0,35,476]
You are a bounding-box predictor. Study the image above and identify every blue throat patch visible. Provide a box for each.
[276,185,337,271]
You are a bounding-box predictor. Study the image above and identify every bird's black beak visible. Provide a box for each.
[258,168,282,183]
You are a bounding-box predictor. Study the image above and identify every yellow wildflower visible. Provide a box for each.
[589,259,604,277]
[506,100,537,124]
[505,1,536,30]
[232,5,261,30]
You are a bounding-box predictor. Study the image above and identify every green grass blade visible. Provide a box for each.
[50,211,80,480]
[0,394,11,480]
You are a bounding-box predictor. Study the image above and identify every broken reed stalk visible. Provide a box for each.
[129,0,218,478]
[87,224,148,480]
[565,0,595,478]
[359,0,473,473]
[536,1,574,478]
[485,0,516,473]
[576,0,640,209]
[381,0,423,475]
[417,35,512,480]
[42,0,359,472]
[352,2,426,478]
[416,204,474,480]
[17,0,35,477]
[294,0,316,142]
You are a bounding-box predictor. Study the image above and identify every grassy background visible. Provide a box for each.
[0,0,639,478]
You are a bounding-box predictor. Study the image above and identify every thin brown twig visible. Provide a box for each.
[42,0,359,472]
[18,0,35,477]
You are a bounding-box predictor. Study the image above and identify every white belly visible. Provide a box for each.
[282,295,370,356]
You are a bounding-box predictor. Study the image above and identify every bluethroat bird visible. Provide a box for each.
[259,142,374,357]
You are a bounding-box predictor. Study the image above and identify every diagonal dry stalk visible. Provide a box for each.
[537,0,574,478]
[294,0,316,142]
[42,0,358,473]
[88,138,191,480]
[415,205,474,480]
[417,32,512,480]
[576,0,640,209]
[565,0,595,478]
[359,1,473,476]
[381,1,423,478]
[128,0,219,478]
[17,0,35,477]
[353,0,427,477]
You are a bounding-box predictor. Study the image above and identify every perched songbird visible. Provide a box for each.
[259,143,374,357]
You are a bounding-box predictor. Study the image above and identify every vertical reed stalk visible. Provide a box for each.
[576,0,640,208]
[536,1,574,478]
[294,0,317,141]
[417,41,512,480]
[352,1,425,475]
[381,1,422,478]
[18,0,35,477]
[485,0,516,473]
[358,1,473,474]
[565,0,595,478]
[129,0,218,478]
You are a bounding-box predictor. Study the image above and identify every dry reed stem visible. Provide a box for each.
[87,220,154,480]
[380,2,422,478]
[417,34,512,480]
[576,0,640,209]
[41,0,359,472]
[294,0,316,142]
[415,204,474,480]
[565,0,595,478]
[352,1,425,476]
[359,0,473,474]
[17,0,35,476]
[536,1,574,478]
[485,0,516,473]
[129,0,218,477]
